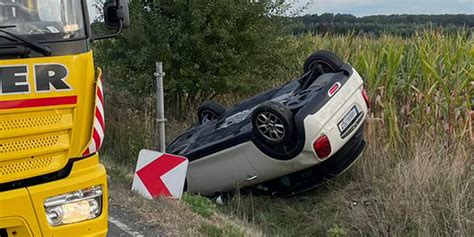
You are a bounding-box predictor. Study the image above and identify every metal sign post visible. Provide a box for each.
[155,62,167,152]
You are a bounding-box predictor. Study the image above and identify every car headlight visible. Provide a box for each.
[44,185,103,226]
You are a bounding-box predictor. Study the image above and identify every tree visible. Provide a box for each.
[93,0,295,113]
[291,14,474,37]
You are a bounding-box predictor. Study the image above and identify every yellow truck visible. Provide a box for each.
[0,0,129,236]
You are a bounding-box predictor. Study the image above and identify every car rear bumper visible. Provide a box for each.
[258,126,366,196]
[310,126,366,179]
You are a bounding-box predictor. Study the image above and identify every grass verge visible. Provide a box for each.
[219,134,473,236]
[105,164,262,236]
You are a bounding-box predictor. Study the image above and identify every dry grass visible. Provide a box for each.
[106,172,262,236]
[109,181,204,236]
[221,131,473,236]
[349,136,472,236]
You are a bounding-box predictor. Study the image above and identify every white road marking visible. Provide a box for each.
[109,216,145,237]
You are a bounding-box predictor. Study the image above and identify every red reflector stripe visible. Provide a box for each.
[329,85,339,94]
[97,85,104,104]
[328,82,341,97]
[0,96,77,110]
[84,148,91,156]
[95,109,105,129]
[82,74,105,156]
[92,129,102,149]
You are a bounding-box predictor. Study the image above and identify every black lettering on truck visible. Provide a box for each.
[0,65,29,94]
[35,64,70,92]
[0,64,71,95]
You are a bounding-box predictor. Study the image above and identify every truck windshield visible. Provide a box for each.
[0,0,86,42]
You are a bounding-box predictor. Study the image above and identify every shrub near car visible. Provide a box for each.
[167,51,370,196]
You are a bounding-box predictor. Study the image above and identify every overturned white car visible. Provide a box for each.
[167,51,370,196]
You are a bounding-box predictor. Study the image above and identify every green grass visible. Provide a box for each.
[182,193,217,219]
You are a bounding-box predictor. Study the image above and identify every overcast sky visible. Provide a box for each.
[87,0,474,20]
[290,0,474,16]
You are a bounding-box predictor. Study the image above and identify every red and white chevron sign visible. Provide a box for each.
[83,70,105,156]
[132,150,188,199]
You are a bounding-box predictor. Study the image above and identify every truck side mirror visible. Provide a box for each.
[93,0,130,41]
[104,0,130,30]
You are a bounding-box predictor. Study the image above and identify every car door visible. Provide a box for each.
[186,142,259,195]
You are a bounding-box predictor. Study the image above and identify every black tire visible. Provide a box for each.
[251,101,295,145]
[303,50,344,74]
[197,101,226,124]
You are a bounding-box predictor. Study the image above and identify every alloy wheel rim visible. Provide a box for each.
[256,112,286,142]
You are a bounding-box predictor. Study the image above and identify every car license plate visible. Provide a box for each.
[338,106,359,133]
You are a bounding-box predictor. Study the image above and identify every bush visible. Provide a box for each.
[96,0,310,166]
[94,0,301,115]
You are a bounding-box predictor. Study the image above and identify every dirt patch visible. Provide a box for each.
[108,180,263,236]
[109,181,203,236]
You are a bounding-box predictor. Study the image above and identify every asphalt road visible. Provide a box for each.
[107,204,163,237]
[108,217,154,237]
[109,219,138,237]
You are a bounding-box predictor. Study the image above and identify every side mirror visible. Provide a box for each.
[104,0,130,30]
[93,0,130,41]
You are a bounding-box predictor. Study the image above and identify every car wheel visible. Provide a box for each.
[252,101,295,145]
[303,50,344,74]
[197,101,226,124]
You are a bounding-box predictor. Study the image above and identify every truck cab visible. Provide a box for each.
[0,0,129,236]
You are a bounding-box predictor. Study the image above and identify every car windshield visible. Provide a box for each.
[0,0,86,42]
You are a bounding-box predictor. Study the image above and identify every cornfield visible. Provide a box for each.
[294,30,473,147]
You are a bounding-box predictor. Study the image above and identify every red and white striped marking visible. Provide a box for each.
[132,150,188,199]
[83,70,105,156]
